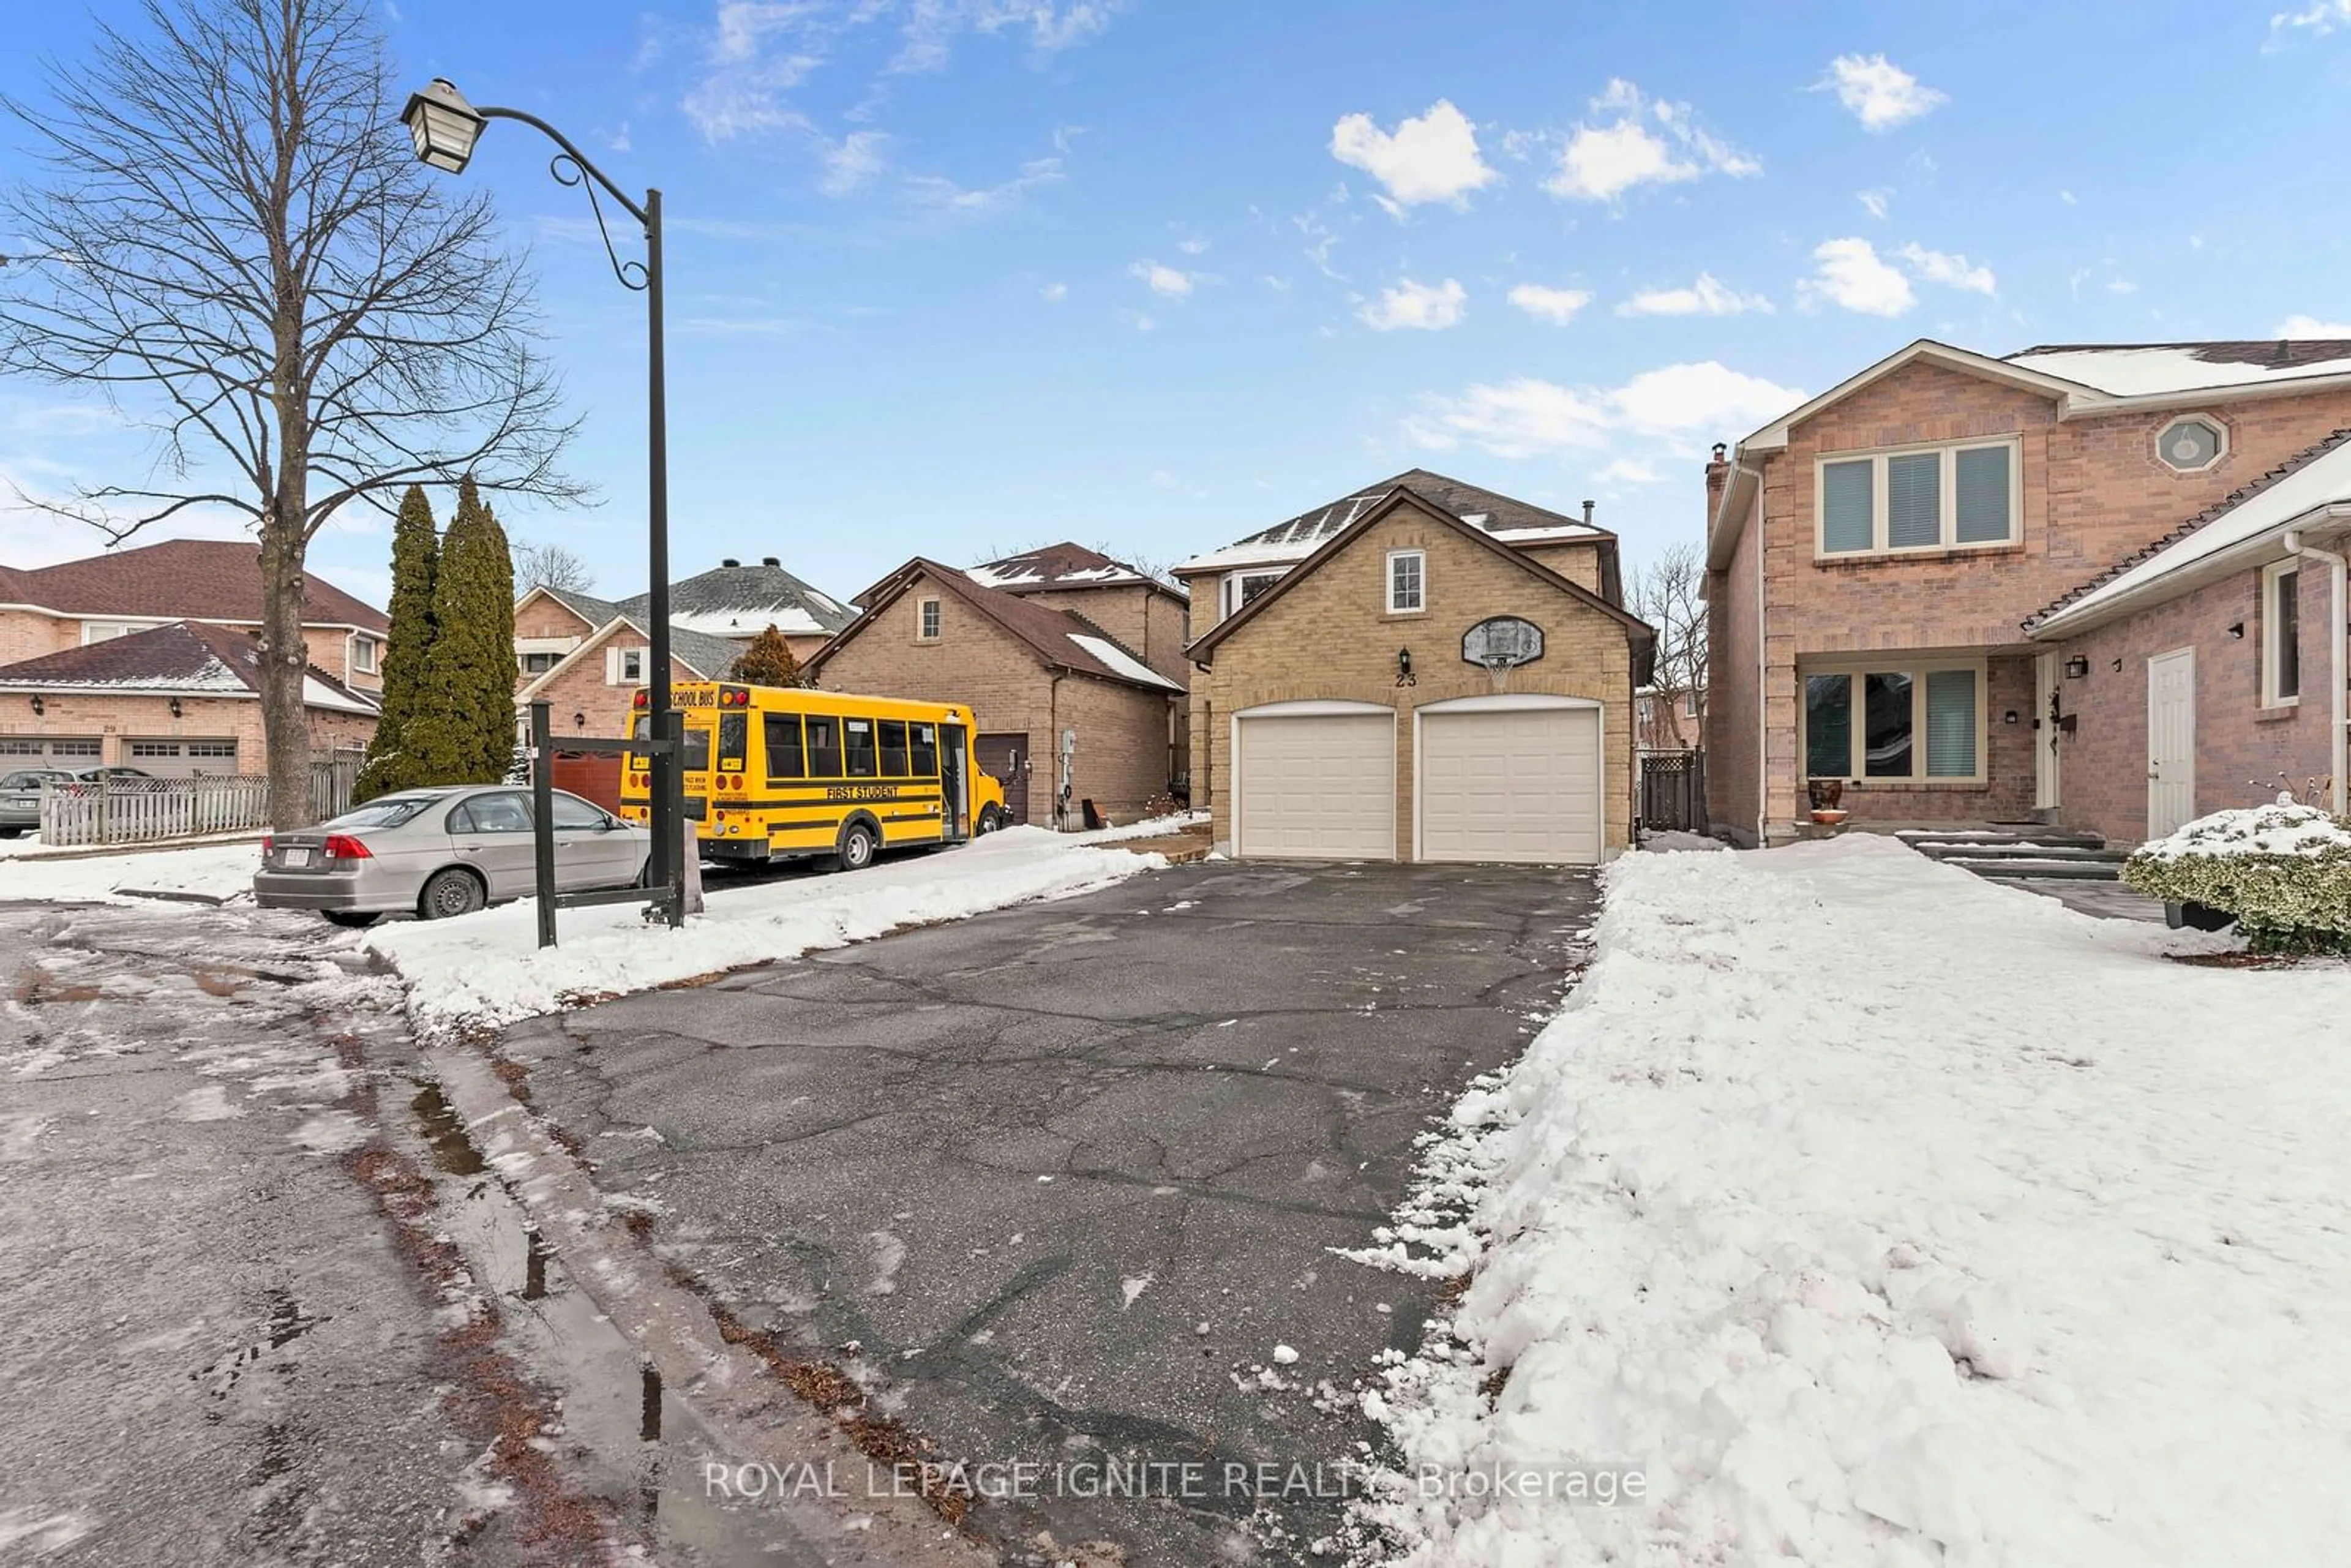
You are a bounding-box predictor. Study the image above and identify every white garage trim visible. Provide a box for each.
[1231,700,1397,861]
[1412,694,1607,864]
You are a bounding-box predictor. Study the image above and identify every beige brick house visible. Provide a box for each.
[0,539,386,773]
[1704,338,2351,847]
[805,546,1185,827]
[1176,475,1654,863]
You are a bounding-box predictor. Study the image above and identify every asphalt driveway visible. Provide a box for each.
[497,859,1599,1564]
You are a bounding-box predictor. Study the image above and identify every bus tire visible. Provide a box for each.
[834,817,879,874]
[418,866,487,921]
[976,805,1005,836]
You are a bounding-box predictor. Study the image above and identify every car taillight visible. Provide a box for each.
[321,834,372,860]
[260,835,274,857]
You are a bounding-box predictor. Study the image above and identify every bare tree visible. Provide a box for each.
[511,539,596,595]
[0,0,582,826]
[1629,542,1708,749]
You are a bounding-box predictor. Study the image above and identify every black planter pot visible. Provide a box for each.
[2164,900,2237,932]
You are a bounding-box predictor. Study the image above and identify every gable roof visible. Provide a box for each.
[2027,428,2351,636]
[1185,486,1654,680]
[617,559,854,641]
[1179,468,1616,579]
[517,583,624,629]
[0,620,380,714]
[0,538,389,632]
[807,560,1182,693]
[511,612,752,704]
[966,541,1179,598]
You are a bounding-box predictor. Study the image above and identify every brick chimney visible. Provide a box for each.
[1704,442,1731,519]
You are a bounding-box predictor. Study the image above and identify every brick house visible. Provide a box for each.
[1704,337,2351,848]
[618,557,855,664]
[0,621,380,776]
[1636,685,1705,752]
[0,539,386,773]
[1175,473,1654,863]
[804,547,1186,827]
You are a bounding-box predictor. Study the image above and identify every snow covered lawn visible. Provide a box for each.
[1355,835,2351,1566]
[362,826,1163,1033]
[0,839,261,906]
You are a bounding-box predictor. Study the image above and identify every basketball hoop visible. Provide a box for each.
[1480,652,1516,692]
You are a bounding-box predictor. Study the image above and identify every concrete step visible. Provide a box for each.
[1946,857,2124,882]
[1898,828,2107,851]
[1912,842,2129,865]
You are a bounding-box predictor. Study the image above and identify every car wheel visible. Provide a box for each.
[0,827,20,840]
[322,910,380,929]
[834,820,878,873]
[418,867,487,920]
[975,805,1004,836]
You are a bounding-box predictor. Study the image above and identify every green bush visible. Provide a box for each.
[2121,802,2351,954]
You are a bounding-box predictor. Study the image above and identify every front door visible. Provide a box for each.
[2147,647,2196,839]
[2034,653,2061,811]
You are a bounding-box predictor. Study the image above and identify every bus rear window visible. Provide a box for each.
[910,724,938,777]
[765,714,804,779]
[630,716,711,773]
[844,719,878,778]
[805,716,842,777]
[718,713,748,768]
[879,720,909,776]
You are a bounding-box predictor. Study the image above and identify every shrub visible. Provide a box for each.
[2121,801,2351,954]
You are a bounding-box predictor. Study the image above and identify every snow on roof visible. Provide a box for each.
[669,606,826,638]
[303,675,380,715]
[2005,340,2351,399]
[965,543,1148,593]
[1177,470,1604,574]
[2036,435,2351,628]
[1067,634,1180,691]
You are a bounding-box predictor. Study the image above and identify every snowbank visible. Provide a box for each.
[1354,835,2351,1566]
[0,840,259,906]
[1070,809,1209,844]
[364,827,1162,1033]
[2130,798,2351,861]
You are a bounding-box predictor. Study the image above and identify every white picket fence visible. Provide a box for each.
[36,751,362,848]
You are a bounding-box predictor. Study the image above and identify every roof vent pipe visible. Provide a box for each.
[762,557,780,567]
[1582,500,1596,528]
[721,557,741,568]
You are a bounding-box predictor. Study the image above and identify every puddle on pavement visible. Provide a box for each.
[405,1076,804,1563]
[410,1084,487,1176]
[189,1286,331,1399]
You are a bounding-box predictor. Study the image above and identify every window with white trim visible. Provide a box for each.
[1220,569,1284,619]
[81,620,165,645]
[1386,549,1425,613]
[606,647,645,685]
[1817,439,2019,557]
[1802,662,1984,782]
[2263,560,2301,707]
[350,635,378,673]
[917,598,942,641]
[129,741,182,758]
[520,650,558,675]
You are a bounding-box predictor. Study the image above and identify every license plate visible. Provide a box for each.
[282,849,313,868]
[5,798,29,809]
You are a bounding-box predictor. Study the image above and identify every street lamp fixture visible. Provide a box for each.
[402,77,682,931]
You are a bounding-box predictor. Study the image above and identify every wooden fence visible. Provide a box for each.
[36,750,362,848]
[1639,749,1708,835]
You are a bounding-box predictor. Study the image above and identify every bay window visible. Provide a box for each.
[1817,438,2019,557]
[1803,662,1984,782]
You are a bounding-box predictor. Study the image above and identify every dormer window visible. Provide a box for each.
[2157,415,2226,473]
[1220,569,1283,619]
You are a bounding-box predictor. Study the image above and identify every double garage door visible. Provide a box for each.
[1235,700,1602,865]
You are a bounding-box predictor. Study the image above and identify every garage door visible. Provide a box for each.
[1236,708,1394,860]
[0,736,103,768]
[124,738,241,778]
[976,733,1030,824]
[1419,702,1602,865]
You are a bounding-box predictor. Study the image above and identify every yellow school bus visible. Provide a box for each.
[617,683,1011,870]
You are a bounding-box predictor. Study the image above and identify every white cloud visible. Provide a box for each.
[894,0,1127,72]
[1359,277,1467,331]
[1404,361,1804,459]
[2269,0,2351,47]
[1595,457,1663,486]
[1507,283,1594,325]
[1895,242,1997,296]
[1818,53,1947,132]
[1176,235,1210,255]
[1857,187,1891,220]
[1543,79,1758,202]
[1618,273,1772,317]
[2107,278,2138,296]
[1329,99,1499,209]
[1130,260,1198,299]
[2059,189,2078,206]
[2280,313,2351,336]
[819,130,888,195]
[904,156,1065,212]
[1040,280,1068,302]
[1801,238,1916,316]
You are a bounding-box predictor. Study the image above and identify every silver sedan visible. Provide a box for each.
[253,786,651,927]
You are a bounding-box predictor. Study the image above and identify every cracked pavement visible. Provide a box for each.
[496,860,1599,1563]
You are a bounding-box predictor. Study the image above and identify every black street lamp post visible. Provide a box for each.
[400,78,684,929]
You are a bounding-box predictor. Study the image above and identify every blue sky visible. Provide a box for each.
[8,0,2351,610]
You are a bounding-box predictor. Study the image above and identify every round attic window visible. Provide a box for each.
[2157,416,2225,473]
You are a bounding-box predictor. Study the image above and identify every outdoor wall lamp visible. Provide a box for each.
[2004,710,2019,724]
[2112,658,2123,672]
[2229,622,2245,639]
[29,696,43,716]
[1396,647,1415,687]
[2063,656,2089,679]
[572,710,587,730]
[168,697,182,719]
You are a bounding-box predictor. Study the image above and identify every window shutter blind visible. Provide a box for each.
[1954,446,2011,543]
[1821,460,1874,552]
[1924,669,1978,777]
[604,647,620,683]
[1886,452,1941,549]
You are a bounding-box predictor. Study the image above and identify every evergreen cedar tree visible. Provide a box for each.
[408,476,519,786]
[729,623,803,687]
[354,484,440,801]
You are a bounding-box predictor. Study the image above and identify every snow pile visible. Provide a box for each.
[1355,835,2351,1566]
[0,841,260,906]
[1071,809,1207,843]
[365,826,1161,1032]
[2130,798,2351,862]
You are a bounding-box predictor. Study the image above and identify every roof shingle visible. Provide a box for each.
[0,538,389,631]
[0,619,380,712]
